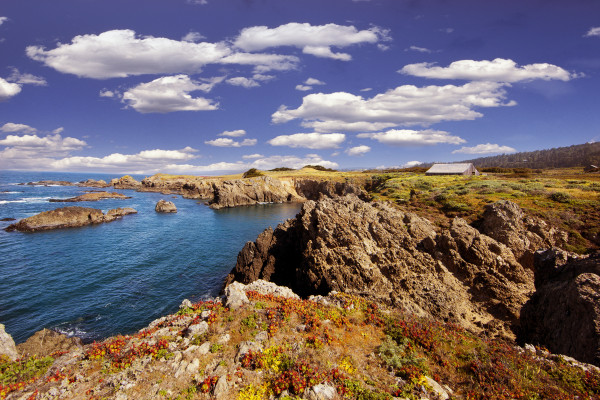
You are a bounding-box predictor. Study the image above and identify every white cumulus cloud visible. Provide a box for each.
[0,16,8,26]
[272,82,514,132]
[1,123,37,133]
[234,22,388,61]
[219,129,246,137]
[585,27,600,37]
[249,154,338,170]
[268,132,346,149]
[357,129,465,146]
[0,134,87,170]
[226,77,260,88]
[451,143,517,154]
[0,77,21,101]
[406,45,432,53]
[26,29,231,79]
[345,145,371,156]
[122,75,219,113]
[205,138,257,147]
[219,52,299,73]
[182,31,205,42]
[295,84,312,91]
[242,153,263,159]
[305,78,325,85]
[7,68,47,86]
[400,58,577,82]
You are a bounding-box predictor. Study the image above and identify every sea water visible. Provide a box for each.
[0,171,300,343]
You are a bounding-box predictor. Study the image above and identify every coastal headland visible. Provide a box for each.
[1,166,600,399]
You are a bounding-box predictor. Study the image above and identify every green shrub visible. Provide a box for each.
[269,167,295,171]
[549,192,571,203]
[243,168,264,178]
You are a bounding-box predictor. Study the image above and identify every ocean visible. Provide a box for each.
[0,171,300,343]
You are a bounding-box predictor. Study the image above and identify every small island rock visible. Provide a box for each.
[155,199,177,213]
[49,191,131,202]
[4,206,137,232]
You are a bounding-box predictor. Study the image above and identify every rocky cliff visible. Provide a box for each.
[140,175,216,199]
[225,196,567,340]
[519,249,600,366]
[208,176,304,210]
[4,206,137,232]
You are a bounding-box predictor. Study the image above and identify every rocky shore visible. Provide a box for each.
[48,191,131,203]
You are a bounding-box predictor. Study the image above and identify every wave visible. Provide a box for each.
[0,196,52,205]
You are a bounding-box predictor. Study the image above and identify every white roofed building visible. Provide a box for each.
[425,163,480,176]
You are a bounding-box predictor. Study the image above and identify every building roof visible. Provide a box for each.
[426,163,476,174]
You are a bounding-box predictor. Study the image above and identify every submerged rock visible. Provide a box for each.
[155,199,177,213]
[519,249,600,366]
[225,196,537,339]
[4,206,137,232]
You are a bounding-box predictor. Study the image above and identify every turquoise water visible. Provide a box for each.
[0,171,300,343]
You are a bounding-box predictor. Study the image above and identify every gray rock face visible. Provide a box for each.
[0,324,18,361]
[110,175,142,189]
[155,199,177,213]
[140,175,216,199]
[5,206,137,232]
[225,196,538,339]
[519,250,600,366]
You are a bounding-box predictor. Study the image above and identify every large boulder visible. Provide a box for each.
[225,195,535,339]
[5,206,137,232]
[519,249,600,366]
[155,199,177,213]
[0,324,18,361]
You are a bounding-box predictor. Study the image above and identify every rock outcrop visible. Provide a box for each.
[49,191,131,202]
[4,206,137,232]
[479,200,568,269]
[110,175,142,190]
[519,249,600,366]
[78,179,110,188]
[140,175,216,199]
[208,176,304,210]
[17,329,82,358]
[293,178,368,201]
[226,196,538,339]
[0,323,18,361]
[155,199,177,213]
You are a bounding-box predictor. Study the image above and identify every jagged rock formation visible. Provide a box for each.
[480,200,568,269]
[110,175,142,189]
[17,329,82,358]
[20,180,75,186]
[4,206,137,232]
[208,176,304,210]
[225,196,560,339]
[155,199,177,213]
[140,175,216,199]
[0,323,18,361]
[78,179,110,188]
[49,191,131,202]
[519,249,600,366]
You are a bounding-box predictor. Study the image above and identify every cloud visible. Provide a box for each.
[204,138,257,147]
[406,45,432,53]
[400,58,578,82]
[585,27,600,37]
[234,22,388,61]
[219,129,246,137]
[0,16,7,26]
[272,82,514,132]
[345,145,371,156]
[295,85,312,91]
[226,76,260,88]
[357,129,465,146]
[305,78,325,86]
[242,153,263,159]
[7,68,47,86]
[122,75,219,113]
[0,77,21,101]
[249,154,338,170]
[403,161,423,168]
[0,134,87,168]
[27,29,231,79]
[99,89,116,98]
[219,52,299,73]
[182,31,205,42]
[187,0,208,4]
[360,88,372,92]
[1,123,37,133]
[451,143,517,154]
[268,132,346,149]
[52,127,64,134]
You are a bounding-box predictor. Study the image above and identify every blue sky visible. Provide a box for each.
[1,0,599,174]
